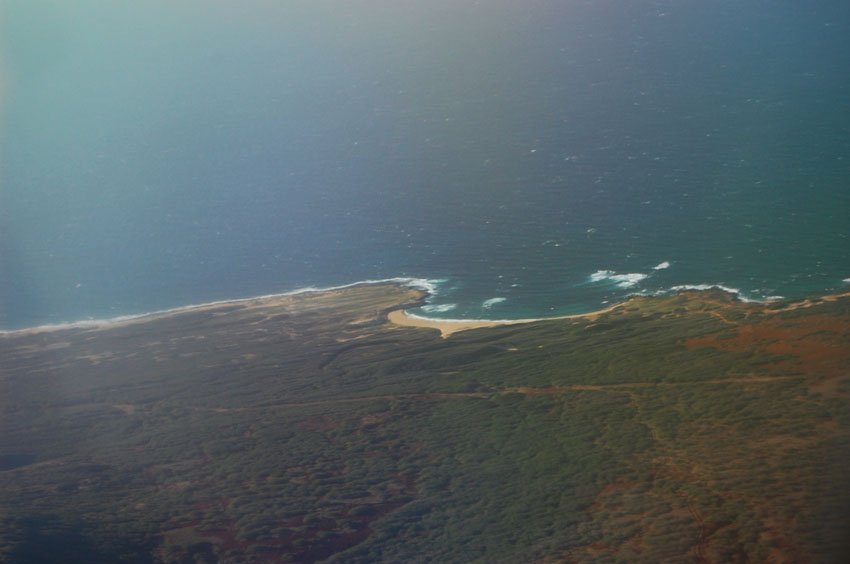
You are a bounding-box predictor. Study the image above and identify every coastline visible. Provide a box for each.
[389,287,850,338]
[387,301,629,338]
[2,275,847,339]
[0,277,437,337]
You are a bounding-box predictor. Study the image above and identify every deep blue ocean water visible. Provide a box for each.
[2,0,849,329]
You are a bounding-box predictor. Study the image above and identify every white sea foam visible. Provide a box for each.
[611,273,649,288]
[843,278,850,283]
[421,303,458,313]
[653,261,671,270]
[670,283,741,294]
[588,270,648,288]
[482,297,507,309]
[590,270,615,282]
[0,277,447,336]
[668,283,758,302]
[280,277,444,297]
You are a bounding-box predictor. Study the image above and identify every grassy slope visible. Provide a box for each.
[1,285,848,563]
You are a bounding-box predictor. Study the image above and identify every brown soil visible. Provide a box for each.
[685,312,850,396]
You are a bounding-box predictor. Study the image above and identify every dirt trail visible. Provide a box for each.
[68,377,793,416]
[679,492,709,562]
[182,376,793,413]
[709,311,740,326]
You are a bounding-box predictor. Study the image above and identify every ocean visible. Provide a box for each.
[2,0,849,329]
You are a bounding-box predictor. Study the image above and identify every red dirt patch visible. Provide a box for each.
[685,313,850,395]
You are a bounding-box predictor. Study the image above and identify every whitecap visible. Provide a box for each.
[610,273,649,288]
[421,304,458,313]
[671,283,741,294]
[482,297,507,309]
[589,270,615,282]
[588,270,648,288]
[669,283,759,302]
[843,278,850,284]
[653,261,671,270]
[386,277,447,296]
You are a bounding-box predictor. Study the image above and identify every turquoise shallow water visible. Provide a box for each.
[1,1,849,329]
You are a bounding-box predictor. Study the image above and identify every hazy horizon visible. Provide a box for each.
[2,0,849,328]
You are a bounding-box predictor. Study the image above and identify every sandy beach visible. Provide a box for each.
[388,288,850,338]
[387,301,627,338]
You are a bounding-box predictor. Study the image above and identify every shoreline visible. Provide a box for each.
[0,277,437,337]
[387,301,629,338]
[2,276,847,338]
[389,288,850,338]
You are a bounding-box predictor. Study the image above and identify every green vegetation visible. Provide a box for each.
[1,284,849,562]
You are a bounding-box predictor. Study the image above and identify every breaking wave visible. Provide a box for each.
[482,297,507,309]
[668,284,757,302]
[588,270,649,288]
[421,303,458,313]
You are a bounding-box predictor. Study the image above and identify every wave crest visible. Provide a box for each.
[589,270,649,288]
[669,284,758,302]
[482,297,507,309]
[421,304,458,313]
